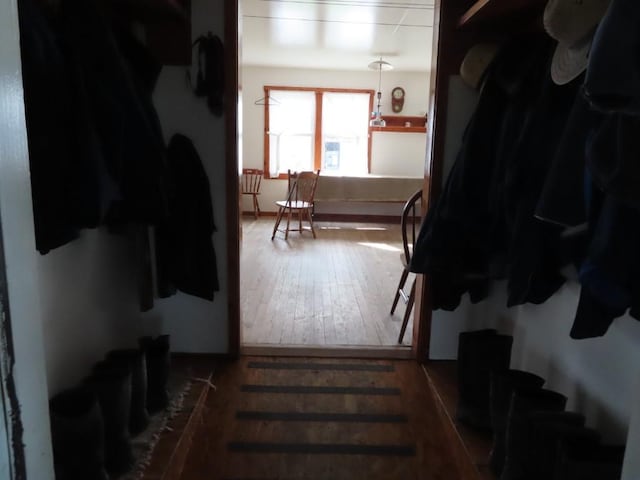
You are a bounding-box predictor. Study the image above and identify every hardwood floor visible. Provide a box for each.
[240,218,414,349]
[178,356,476,480]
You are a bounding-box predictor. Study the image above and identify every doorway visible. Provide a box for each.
[233,0,435,357]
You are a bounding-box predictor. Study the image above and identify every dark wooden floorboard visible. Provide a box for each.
[177,356,480,480]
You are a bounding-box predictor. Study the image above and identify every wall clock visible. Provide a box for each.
[391,87,405,113]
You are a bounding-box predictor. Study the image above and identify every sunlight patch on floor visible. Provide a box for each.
[357,242,401,252]
[318,226,390,231]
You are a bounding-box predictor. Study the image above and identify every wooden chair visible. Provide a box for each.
[271,169,320,240]
[241,168,263,219]
[390,189,422,343]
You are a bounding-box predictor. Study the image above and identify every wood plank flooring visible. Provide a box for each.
[240,218,414,348]
[178,356,477,480]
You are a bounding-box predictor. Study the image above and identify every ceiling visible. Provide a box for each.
[240,0,436,72]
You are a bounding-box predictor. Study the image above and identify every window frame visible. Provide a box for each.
[263,86,375,179]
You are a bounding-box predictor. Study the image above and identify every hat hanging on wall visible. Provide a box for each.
[459,43,500,90]
[543,0,612,85]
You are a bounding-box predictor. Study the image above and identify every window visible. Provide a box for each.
[267,90,315,177]
[264,87,374,178]
[321,92,371,176]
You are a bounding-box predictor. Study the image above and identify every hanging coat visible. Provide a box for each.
[155,134,219,301]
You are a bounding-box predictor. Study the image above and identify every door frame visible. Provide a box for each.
[225,0,436,360]
[225,0,241,357]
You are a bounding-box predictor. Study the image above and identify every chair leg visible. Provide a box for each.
[252,194,258,219]
[398,278,416,344]
[390,269,410,314]
[285,206,292,240]
[306,207,316,238]
[255,195,260,218]
[271,206,284,240]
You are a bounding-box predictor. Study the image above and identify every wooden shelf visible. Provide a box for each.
[371,126,426,133]
[369,115,427,133]
[458,0,546,28]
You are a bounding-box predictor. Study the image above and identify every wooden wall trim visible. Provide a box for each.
[265,86,375,95]
[314,91,323,171]
[225,0,240,358]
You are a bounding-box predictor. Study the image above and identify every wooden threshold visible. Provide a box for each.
[421,360,496,480]
[241,343,414,359]
[141,371,214,480]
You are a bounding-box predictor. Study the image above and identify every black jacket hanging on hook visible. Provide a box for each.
[155,133,219,301]
[191,32,224,116]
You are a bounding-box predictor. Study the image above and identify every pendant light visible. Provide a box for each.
[368,57,393,127]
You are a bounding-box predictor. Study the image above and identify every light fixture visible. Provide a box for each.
[368,57,393,127]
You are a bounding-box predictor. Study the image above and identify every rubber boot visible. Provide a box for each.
[139,334,171,413]
[49,386,109,480]
[456,329,513,430]
[555,441,625,480]
[488,369,545,476]
[527,411,600,479]
[85,361,135,476]
[500,387,567,480]
[106,348,150,436]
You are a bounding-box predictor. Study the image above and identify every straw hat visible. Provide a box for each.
[460,43,500,90]
[543,0,611,85]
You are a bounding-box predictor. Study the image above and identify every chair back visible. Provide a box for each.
[242,168,263,194]
[401,189,422,265]
[287,169,320,205]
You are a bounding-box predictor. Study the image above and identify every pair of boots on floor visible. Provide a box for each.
[457,329,625,480]
[48,335,171,480]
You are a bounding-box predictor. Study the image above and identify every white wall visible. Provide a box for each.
[370,132,426,177]
[241,65,430,215]
[39,228,144,395]
[142,0,228,353]
[508,284,640,444]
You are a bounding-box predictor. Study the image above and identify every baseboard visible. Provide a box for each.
[242,211,276,217]
[241,343,413,359]
[171,352,235,360]
[313,213,400,223]
[242,212,400,223]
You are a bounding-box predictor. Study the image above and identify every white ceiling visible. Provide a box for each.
[240,0,435,72]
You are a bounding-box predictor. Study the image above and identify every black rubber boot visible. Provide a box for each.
[456,329,513,430]
[500,387,567,480]
[527,411,600,479]
[85,362,135,477]
[49,386,109,480]
[488,369,545,476]
[106,348,150,436]
[139,334,171,413]
[555,441,625,480]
